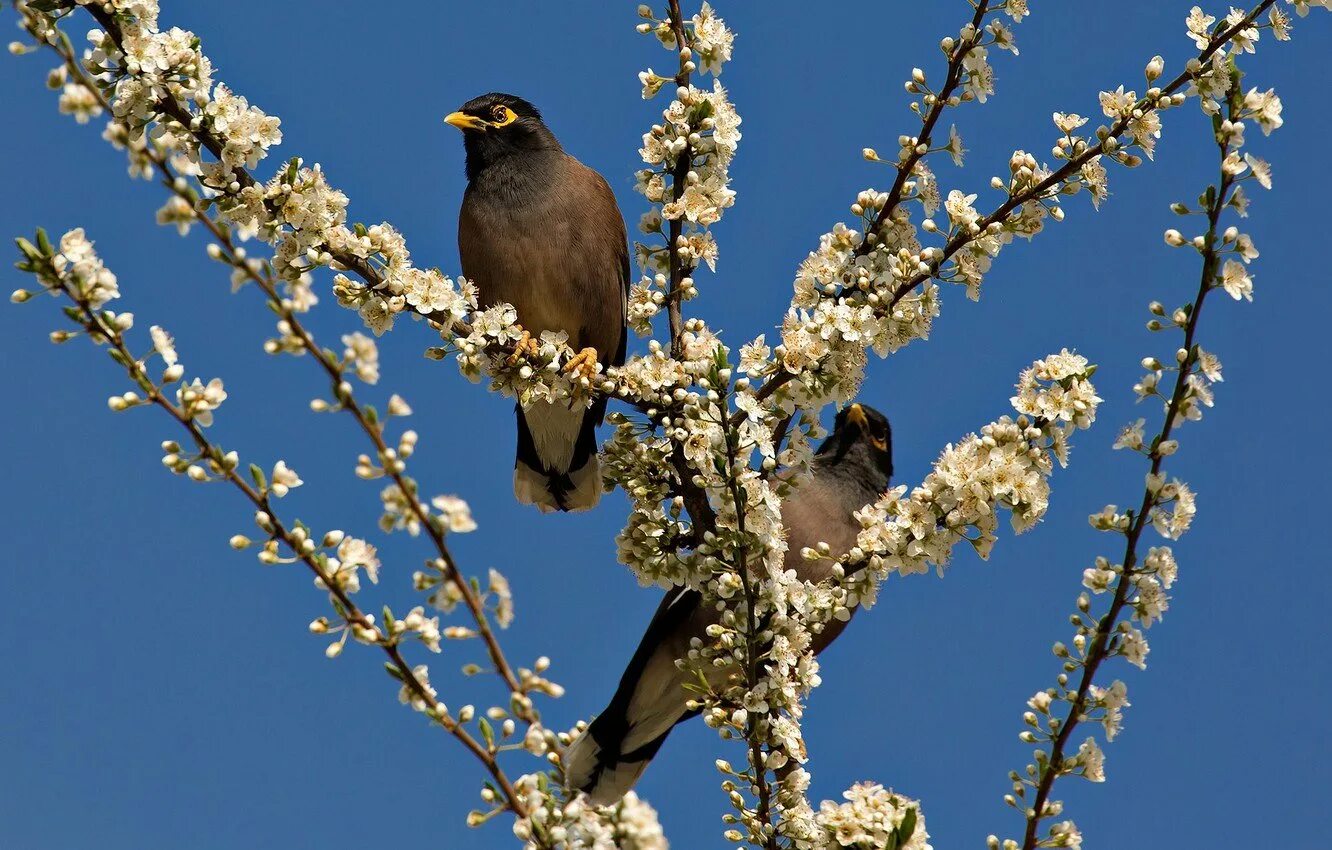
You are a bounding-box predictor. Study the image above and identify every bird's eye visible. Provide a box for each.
[491,105,517,126]
[868,423,888,450]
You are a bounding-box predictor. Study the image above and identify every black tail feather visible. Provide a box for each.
[567,587,703,800]
[513,399,606,512]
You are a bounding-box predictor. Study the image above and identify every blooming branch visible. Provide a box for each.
[11,228,532,816]
[742,0,1283,439]
[992,53,1280,850]
[20,0,550,743]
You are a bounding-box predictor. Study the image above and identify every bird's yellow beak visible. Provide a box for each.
[847,403,887,451]
[445,111,488,132]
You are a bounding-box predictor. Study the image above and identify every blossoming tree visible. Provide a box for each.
[7,0,1325,847]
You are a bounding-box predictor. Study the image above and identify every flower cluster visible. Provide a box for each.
[630,3,740,337]
[510,774,667,850]
[844,352,1100,601]
[814,783,930,850]
[45,227,120,309]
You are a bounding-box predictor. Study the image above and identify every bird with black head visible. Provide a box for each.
[564,403,895,805]
[446,93,629,512]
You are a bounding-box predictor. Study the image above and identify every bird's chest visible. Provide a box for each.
[459,187,586,337]
[783,485,867,570]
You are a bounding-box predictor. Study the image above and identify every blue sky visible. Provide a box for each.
[2,2,1328,848]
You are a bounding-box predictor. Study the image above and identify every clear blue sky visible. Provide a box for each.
[2,2,1328,848]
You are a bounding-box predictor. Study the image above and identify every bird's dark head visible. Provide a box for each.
[816,402,894,488]
[445,93,561,181]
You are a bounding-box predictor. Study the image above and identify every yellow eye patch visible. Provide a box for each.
[490,105,518,128]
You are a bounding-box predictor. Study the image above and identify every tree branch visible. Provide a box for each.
[40,24,541,729]
[1019,81,1244,850]
[741,0,1277,428]
[27,255,527,817]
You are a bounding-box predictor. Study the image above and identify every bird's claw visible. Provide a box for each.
[564,347,599,381]
[506,329,540,366]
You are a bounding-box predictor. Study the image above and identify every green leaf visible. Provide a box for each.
[35,228,52,255]
[249,463,267,490]
[28,0,73,12]
[478,718,495,750]
[384,662,405,681]
[897,807,918,844]
[15,237,41,261]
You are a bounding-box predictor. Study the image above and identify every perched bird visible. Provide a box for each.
[447,93,629,512]
[564,403,894,805]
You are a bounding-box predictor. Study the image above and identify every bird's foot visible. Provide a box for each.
[506,328,540,366]
[564,347,600,381]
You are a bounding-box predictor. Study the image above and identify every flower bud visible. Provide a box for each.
[1145,55,1164,82]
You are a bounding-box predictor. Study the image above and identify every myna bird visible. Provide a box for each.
[447,93,629,512]
[564,403,894,804]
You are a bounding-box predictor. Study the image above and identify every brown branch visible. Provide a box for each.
[665,0,693,360]
[37,265,526,817]
[41,12,539,727]
[720,394,777,850]
[857,0,993,258]
[740,0,1277,429]
[1020,83,1243,850]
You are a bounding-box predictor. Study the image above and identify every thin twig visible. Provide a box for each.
[720,393,777,850]
[857,0,993,258]
[665,0,692,359]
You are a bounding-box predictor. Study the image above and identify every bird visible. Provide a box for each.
[446,93,629,513]
[563,403,894,805]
